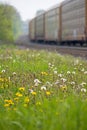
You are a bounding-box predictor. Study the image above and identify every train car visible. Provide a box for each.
[35,13,45,42]
[29,18,35,41]
[45,5,62,44]
[61,0,87,45]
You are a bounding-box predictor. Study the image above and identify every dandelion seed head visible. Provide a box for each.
[71,82,75,85]
[84,71,87,74]
[41,86,46,91]
[80,82,86,87]
[58,74,63,78]
[28,89,33,93]
[61,78,67,83]
[1,69,6,73]
[54,71,57,74]
[67,71,71,74]
[81,88,86,93]
[12,72,16,75]
[34,79,41,84]
[81,68,85,72]
[72,71,76,75]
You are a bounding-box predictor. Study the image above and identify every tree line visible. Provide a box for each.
[0,3,22,42]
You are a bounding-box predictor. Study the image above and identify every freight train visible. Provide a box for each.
[29,0,87,46]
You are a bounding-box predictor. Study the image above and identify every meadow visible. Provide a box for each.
[0,45,87,130]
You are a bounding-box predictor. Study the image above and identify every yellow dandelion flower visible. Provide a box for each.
[41,72,48,76]
[4,99,9,103]
[4,104,10,107]
[9,102,14,105]
[15,92,23,97]
[13,108,17,111]
[4,99,13,103]
[31,91,36,96]
[61,86,67,91]
[46,91,51,96]
[24,104,28,107]
[36,102,41,106]
[14,97,19,101]
[24,97,30,103]
[0,78,4,82]
[19,87,25,91]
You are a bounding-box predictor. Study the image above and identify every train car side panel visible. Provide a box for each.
[61,0,86,43]
[29,19,35,41]
[35,14,45,41]
[45,6,60,42]
[85,0,87,40]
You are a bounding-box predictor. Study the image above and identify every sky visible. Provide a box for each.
[0,0,64,21]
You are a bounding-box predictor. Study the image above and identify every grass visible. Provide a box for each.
[0,44,87,130]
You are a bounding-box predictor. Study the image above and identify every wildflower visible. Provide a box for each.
[0,78,4,82]
[24,104,28,107]
[1,69,5,73]
[34,82,40,87]
[80,82,86,87]
[54,71,57,74]
[67,71,71,74]
[15,92,23,97]
[55,80,59,85]
[61,86,67,91]
[19,87,25,91]
[74,59,79,65]
[28,89,33,93]
[41,72,48,75]
[72,71,76,75]
[8,77,10,82]
[36,102,41,106]
[34,79,41,86]
[84,71,87,74]
[48,63,51,66]
[4,104,10,107]
[70,82,75,85]
[14,97,19,101]
[4,99,14,106]
[31,91,36,96]
[61,78,67,83]
[13,108,17,111]
[12,72,16,75]
[46,91,51,96]
[81,68,85,72]
[41,86,46,91]
[24,97,30,103]
[81,88,86,93]
[34,79,41,84]
[46,81,51,85]
[58,74,63,78]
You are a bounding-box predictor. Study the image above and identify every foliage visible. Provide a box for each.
[0,45,87,130]
[0,3,22,42]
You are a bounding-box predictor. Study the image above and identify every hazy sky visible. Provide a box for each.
[0,0,64,21]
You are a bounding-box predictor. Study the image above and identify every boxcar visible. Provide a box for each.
[35,13,45,42]
[45,5,61,43]
[61,0,87,45]
[29,18,35,41]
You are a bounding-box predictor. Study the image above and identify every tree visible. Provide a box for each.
[0,3,22,42]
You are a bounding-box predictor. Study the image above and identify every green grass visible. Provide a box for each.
[0,44,87,130]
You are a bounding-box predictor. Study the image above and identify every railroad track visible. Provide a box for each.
[16,35,87,60]
[17,42,87,60]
